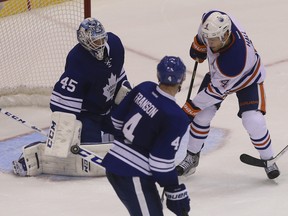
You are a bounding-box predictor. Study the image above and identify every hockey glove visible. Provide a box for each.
[190,35,207,63]
[182,99,201,121]
[164,184,190,216]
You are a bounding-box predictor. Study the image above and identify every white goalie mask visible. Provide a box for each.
[77,18,108,60]
[201,11,232,44]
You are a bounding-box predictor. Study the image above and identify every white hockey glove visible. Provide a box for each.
[114,80,131,105]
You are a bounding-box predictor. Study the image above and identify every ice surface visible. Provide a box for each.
[1,0,288,215]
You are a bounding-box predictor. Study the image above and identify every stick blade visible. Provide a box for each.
[240,154,267,168]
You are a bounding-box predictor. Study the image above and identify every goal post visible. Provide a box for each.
[0,0,91,107]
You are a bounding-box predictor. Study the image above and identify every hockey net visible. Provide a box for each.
[0,0,91,107]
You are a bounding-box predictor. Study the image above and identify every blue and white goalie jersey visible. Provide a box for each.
[50,32,129,117]
[102,81,190,187]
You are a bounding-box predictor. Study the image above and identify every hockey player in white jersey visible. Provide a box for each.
[176,9,280,179]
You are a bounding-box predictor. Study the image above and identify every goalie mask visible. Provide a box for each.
[157,56,186,85]
[201,11,231,45]
[77,17,108,60]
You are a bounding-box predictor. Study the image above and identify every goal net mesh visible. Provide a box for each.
[0,0,90,107]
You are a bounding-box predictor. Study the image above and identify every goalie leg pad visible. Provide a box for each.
[45,112,82,158]
[42,143,112,176]
[13,141,112,177]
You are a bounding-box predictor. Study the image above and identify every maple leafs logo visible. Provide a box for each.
[103,74,117,102]
[104,57,112,68]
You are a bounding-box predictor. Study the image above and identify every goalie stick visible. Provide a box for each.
[0,107,48,136]
[240,144,288,168]
[70,145,103,167]
[0,108,105,167]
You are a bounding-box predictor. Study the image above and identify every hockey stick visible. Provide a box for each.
[0,107,48,136]
[0,107,105,167]
[240,144,288,168]
[186,61,198,100]
[71,145,103,167]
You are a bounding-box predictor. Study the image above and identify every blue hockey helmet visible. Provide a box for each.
[77,17,108,60]
[157,56,186,85]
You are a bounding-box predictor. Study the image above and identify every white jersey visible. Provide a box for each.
[193,10,266,110]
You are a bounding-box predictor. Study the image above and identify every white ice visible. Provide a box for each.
[1,0,288,215]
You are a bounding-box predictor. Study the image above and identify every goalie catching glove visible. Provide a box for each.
[182,99,201,121]
[164,184,190,216]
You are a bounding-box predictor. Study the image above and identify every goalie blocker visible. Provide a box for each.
[12,112,112,177]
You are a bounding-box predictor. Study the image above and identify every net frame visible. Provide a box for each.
[0,0,91,107]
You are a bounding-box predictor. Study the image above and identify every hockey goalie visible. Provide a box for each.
[12,112,112,177]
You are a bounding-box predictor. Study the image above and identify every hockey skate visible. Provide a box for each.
[264,162,280,179]
[176,151,200,176]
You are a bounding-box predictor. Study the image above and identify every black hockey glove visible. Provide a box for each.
[182,99,201,121]
[164,184,190,216]
[190,35,207,63]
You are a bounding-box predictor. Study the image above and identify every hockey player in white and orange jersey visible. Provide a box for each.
[176,9,280,179]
